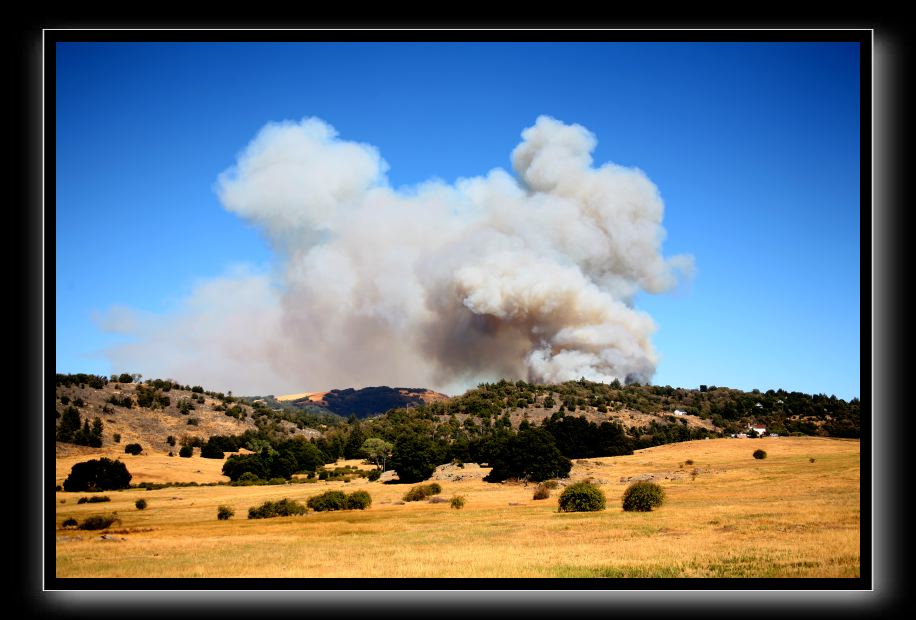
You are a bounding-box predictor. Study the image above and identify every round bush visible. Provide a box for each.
[403,483,442,502]
[179,445,193,458]
[557,481,606,512]
[345,490,372,510]
[753,449,767,460]
[61,517,77,528]
[307,490,348,512]
[450,495,466,510]
[135,499,147,510]
[621,481,665,512]
[124,443,143,455]
[367,469,382,481]
[217,505,234,520]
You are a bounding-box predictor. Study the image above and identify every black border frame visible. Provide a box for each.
[19,19,902,617]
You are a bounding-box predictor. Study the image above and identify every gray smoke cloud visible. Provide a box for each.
[101,116,692,395]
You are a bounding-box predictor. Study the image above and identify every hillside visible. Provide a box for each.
[406,378,860,439]
[55,374,860,468]
[54,374,323,457]
[277,386,450,419]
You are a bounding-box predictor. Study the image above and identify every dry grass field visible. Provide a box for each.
[54,436,859,578]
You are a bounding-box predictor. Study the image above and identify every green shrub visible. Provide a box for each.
[112,433,121,443]
[78,514,121,530]
[217,505,234,520]
[124,443,143,455]
[532,484,551,500]
[345,490,372,510]
[621,480,665,512]
[367,469,382,481]
[248,498,307,519]
[403,483,442,502]
[558,481,607,512]
[541,480,559,490]
[200,443,225,459]
[61,517,77,528]
[307,490,348,512]
[135,499,147,510]
[267,477,287,485]
[236,472,262,486]
[753,449,767,460]
[450,495,466,510]
[179,445,193,458]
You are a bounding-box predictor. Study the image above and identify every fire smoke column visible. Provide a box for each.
[103,115,691,394]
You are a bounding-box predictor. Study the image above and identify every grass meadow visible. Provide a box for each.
[55,436,860,578]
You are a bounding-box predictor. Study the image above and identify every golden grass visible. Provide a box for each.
[55,437,859,578]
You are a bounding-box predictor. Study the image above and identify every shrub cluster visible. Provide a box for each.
[753,449,767,460]
[77,514,121,530]
[135,499,147,510]
[61,517,78,528]
[621,481,665,512]
[222,438,328,482]
[247,498,308,519]
[217,505,234,520]
[450,495,466,509]
[77,496,110,504]
[558,481,606,512]
[306,490,346,511]
[305,490,373,512]
[124,443,143,455]
[106,394,134,408]
[57,406,103,447]
[345,490,372,510]
[403,482,442,502]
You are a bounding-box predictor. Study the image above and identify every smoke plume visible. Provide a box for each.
[102,116,692,394]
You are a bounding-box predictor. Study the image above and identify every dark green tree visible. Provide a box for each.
[57,406,82,443]
[484,427,572,483]
[390,432,441,483]
[62,458,132,492]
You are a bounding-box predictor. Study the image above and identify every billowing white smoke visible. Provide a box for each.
[102,116,692,394]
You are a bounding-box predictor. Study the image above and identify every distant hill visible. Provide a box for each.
[277,386,450,419]
[55,373,860,463]
[53,374,329,457]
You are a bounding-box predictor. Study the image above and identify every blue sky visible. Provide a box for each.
[55,41,861,399]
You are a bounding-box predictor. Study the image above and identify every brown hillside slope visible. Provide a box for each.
[54,381,318,458]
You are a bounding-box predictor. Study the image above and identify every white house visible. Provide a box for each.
[674,409,687,416]
[748,424,767,436]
